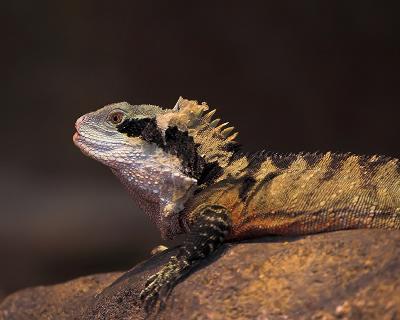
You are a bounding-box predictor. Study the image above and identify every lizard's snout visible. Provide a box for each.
[75,115,86,131]
[73,115,87,145]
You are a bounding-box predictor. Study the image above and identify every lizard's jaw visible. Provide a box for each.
[73,131,94,158]
[73,129,148,175]
[73,131,114,161]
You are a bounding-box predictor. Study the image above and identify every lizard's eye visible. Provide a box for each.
[108,111,125,125]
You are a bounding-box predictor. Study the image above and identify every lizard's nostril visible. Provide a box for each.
[75,115,86,130]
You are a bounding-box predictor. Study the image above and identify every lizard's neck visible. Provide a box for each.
[111,166,161,226]
[110,152,197,239]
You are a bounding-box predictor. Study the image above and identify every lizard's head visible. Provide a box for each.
[73,97,241,238]
[73,97,240,178]
[73,101,167,168]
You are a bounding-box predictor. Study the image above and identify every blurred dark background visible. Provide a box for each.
[1,1,399,299]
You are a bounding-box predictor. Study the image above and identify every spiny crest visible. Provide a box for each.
[168,97,240,166]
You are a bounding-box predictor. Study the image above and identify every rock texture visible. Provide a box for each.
[1,230,400,320]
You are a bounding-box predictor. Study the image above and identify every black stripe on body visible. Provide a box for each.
[224,141,242,154]
[301,152,324,167]
[197,161,224,186]
[359,155,395,174]
[270,153,298,169]
[241,171,281,215]
[245,150,268,173]
[239,176,257,201]
[224,142,243,163]
[163,126,206,179]
[320,153,348,182]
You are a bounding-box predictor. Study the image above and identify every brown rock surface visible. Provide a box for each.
[1,230,400,320]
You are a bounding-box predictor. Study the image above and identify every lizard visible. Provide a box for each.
[73,97,400,312]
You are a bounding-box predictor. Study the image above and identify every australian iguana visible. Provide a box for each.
[73,97,400,311]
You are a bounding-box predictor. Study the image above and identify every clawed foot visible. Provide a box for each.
[139,205,230,314]
[139,272,164,312]
[139,257,181,313]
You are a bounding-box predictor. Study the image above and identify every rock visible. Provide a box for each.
[1,230,400,320]
[0,273,121,319]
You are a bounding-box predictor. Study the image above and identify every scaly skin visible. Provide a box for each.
[185,152,400,239]
[73,97,400,312]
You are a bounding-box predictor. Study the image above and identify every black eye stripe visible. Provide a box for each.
[117,117,164,147]
[117,119,223,184]
[117,118,153,137]
[141,119,164,146]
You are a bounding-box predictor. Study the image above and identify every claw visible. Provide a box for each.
[140,284,160,313]
[143,292,159,313]
[144,274,158,287]
[140,268,170,313]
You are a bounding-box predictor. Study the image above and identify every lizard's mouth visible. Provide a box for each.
[72,132,79,144]
[73,131,91,157]
[72,130,126,162]
[72,131,95,156]
[73,132,87,150]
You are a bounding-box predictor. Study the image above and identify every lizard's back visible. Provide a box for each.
[186,151,400,239]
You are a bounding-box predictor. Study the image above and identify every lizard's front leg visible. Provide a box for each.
[140,204,231,312]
